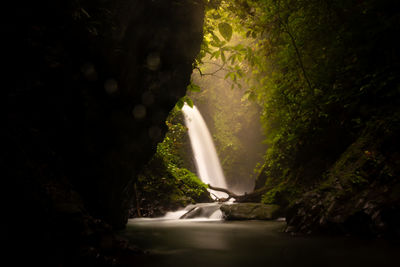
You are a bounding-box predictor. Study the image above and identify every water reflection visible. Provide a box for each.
[122,220,398,267]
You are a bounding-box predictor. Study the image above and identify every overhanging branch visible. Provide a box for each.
[208,184,272,202]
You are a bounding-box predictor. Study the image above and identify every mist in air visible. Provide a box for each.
[188,57,266,195]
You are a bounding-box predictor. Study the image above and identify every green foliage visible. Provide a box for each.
[201,0,400,204]
[349,172,368,187]
[196,1,257,90]
[261,181,299,206]
[169,167,208,199]
[187,82,201,92]
[218,22,232,41]
[156,108,193,169]
[176,95,194,109]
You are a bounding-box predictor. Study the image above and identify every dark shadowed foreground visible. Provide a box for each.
[121,219,399,267]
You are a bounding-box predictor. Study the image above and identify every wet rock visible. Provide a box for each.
[180,203,222,219]
[220,203,282,220]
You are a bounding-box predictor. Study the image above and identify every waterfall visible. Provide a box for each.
[182,103,228,199]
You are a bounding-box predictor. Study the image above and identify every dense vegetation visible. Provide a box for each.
[187,0,399,236]
[191,0,400,207]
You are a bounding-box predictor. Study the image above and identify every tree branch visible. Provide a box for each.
[195,61,228,76]
[275,1,313,95]
[208,184,272,203]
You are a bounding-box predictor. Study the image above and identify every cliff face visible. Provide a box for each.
[285,115,400,238]
[4,0,204,264]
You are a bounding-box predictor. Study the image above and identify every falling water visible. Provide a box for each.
[181,103,228,199]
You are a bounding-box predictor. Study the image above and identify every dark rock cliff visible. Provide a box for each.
[3,0,204,265]
[285,115,400,238]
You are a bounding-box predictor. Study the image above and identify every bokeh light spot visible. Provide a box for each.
[146,52,161,71]
[132,105,146,119]
[104,78,118,94]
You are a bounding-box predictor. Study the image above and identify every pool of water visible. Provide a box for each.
[121,219,398,267]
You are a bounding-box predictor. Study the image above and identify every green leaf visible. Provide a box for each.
[209,32,222,47]
[229,54,236,64]
[218,22,233,42]
[226,72,235,81]
[185,97,194,108]
[210,41,220,48]
[187,83,201,92]
[221,49,226,63]
[176,98,184,109]
[212,50,220,59]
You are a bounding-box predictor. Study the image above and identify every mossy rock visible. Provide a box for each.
[220,203,282,220]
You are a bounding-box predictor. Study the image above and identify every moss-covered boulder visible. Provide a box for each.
[220,203,282,220]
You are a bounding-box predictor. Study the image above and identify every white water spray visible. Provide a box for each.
[182,104,228,199]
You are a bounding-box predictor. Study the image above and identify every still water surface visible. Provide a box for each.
[121,219,398,267]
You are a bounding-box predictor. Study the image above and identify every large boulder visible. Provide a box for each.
[220,203,282,220]
[5,0,204,227]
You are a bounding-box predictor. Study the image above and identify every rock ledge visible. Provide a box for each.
[220,203,282,220]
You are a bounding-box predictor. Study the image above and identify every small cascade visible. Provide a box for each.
[163,209,191,220]
[162,203,223,220]
[181,104,228,199]
[179,203,222,219]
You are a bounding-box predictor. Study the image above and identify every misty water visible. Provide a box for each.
[121,218,398,267]
[182,103,229,198]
